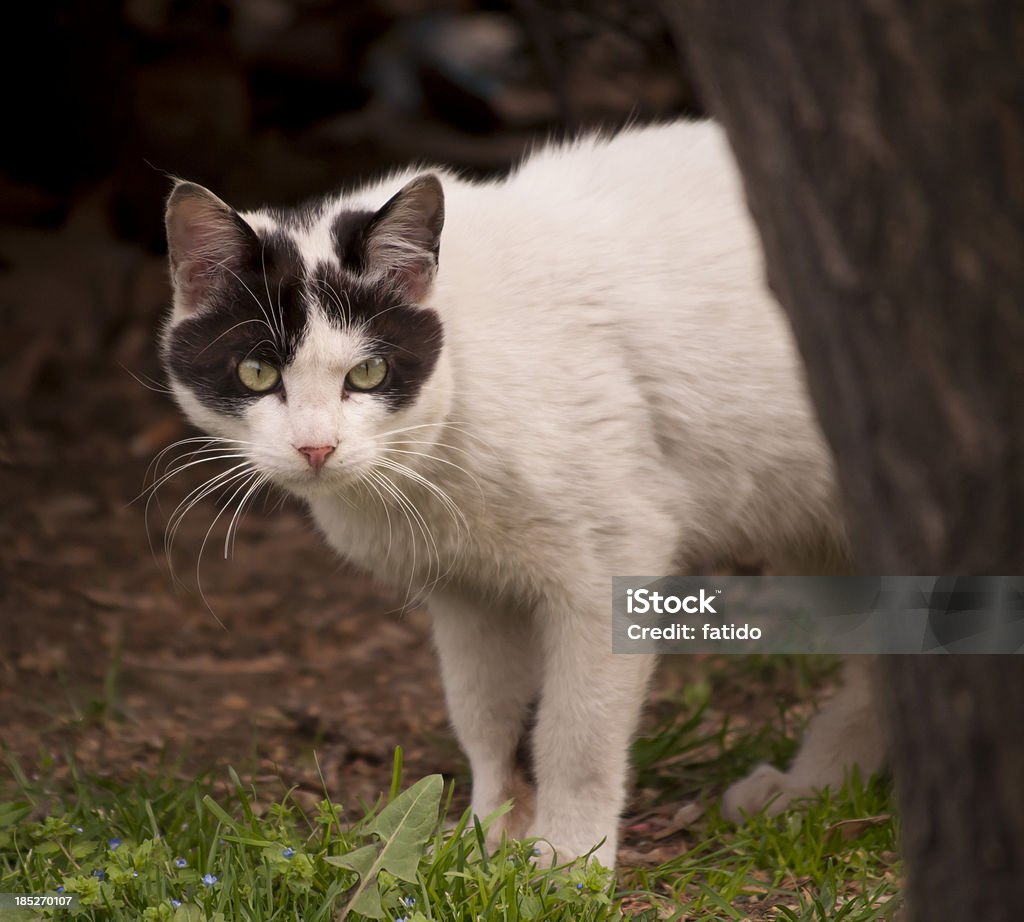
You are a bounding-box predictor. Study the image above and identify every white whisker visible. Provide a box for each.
[121,363,175,396]
[163,463,257,571]
[260,242,286,344]
[224,472,270,559]
[190,469,263,627]
[357,472,394,568]
[374,456,468,537]
[369,468,436,610]
[194,318,274,357]
[378,445,485,504]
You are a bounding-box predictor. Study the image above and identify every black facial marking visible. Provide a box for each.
[314,261,443,412]
[330,209,378,272]
[164,196,444,417]
[164,229,309,416]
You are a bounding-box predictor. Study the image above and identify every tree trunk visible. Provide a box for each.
[884,657,1024,918]
[678,2,1024,918]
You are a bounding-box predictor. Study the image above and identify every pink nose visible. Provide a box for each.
[297,445,336,471]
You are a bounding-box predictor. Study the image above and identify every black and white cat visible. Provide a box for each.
[160,120,885,866]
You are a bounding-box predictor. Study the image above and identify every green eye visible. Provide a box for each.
[237,357,280,392]
[346,357,388,391]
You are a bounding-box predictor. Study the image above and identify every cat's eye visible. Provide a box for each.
[237,357,280,392]
[346,357,388,391]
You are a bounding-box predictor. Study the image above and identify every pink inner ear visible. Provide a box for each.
[393,259,435,302]
[169,200,237,267]
[174,257,221,308]
[167,194,243,313]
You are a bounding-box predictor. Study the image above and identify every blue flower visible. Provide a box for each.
[133,871,139,878]
[108,837,122,850]
[396,917,407,922]
[56,886,65,894]
[174,857,187,868]
[282,847,295,859]
[202,873,218,886]
[74,826,84,833]
[403,896,416,906]
[92,869,104,880]
[171,899,181,908]
[577,883,584,890]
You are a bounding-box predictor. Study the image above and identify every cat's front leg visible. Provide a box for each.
[429,589,540,843]
[528,594,656,867]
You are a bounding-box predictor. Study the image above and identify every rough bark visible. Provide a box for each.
[884,657,1024,918]
[678,3,1024,919]
[681,1,1024,574]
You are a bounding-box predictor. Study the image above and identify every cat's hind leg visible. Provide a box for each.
[722,656,886,820]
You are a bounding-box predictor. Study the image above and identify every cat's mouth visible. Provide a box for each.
[268,458,366,497]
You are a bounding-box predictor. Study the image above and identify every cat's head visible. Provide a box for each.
[160,174,449,498]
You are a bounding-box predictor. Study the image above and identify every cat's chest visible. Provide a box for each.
[306,486,546,595]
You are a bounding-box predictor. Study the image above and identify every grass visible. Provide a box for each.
[1,662,902,922]
[623,775,900,921]
[0,753,616,922]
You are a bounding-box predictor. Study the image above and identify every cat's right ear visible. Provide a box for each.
[165,182,255,318]
[362,174,445,302]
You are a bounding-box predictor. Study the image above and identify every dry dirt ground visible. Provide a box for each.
[0,195,821,864]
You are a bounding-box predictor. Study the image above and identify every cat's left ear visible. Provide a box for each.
[363,174,445,302]
[165,181,257,318]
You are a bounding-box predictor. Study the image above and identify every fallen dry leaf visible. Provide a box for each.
[825,814,892,841]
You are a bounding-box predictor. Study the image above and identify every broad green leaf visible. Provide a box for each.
[349,882,384,919]
[335,774,443,921]
[366,773,443,883]
[324,844,377,878]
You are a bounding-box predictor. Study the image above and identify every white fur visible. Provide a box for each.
[165,120,885,866]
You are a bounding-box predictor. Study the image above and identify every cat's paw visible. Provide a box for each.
[525,829,615,868]
[722,764,800,821]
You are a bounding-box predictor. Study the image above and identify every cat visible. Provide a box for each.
[159,119,886,867]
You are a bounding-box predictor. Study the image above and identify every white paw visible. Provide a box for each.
[722,764,799,821]
[526,830,615,867]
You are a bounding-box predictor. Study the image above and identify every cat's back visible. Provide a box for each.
[501,119,740,229]
[439,119,759,297]
[430,121,797,413]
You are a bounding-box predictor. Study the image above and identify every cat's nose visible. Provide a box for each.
[297,444,336,471]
